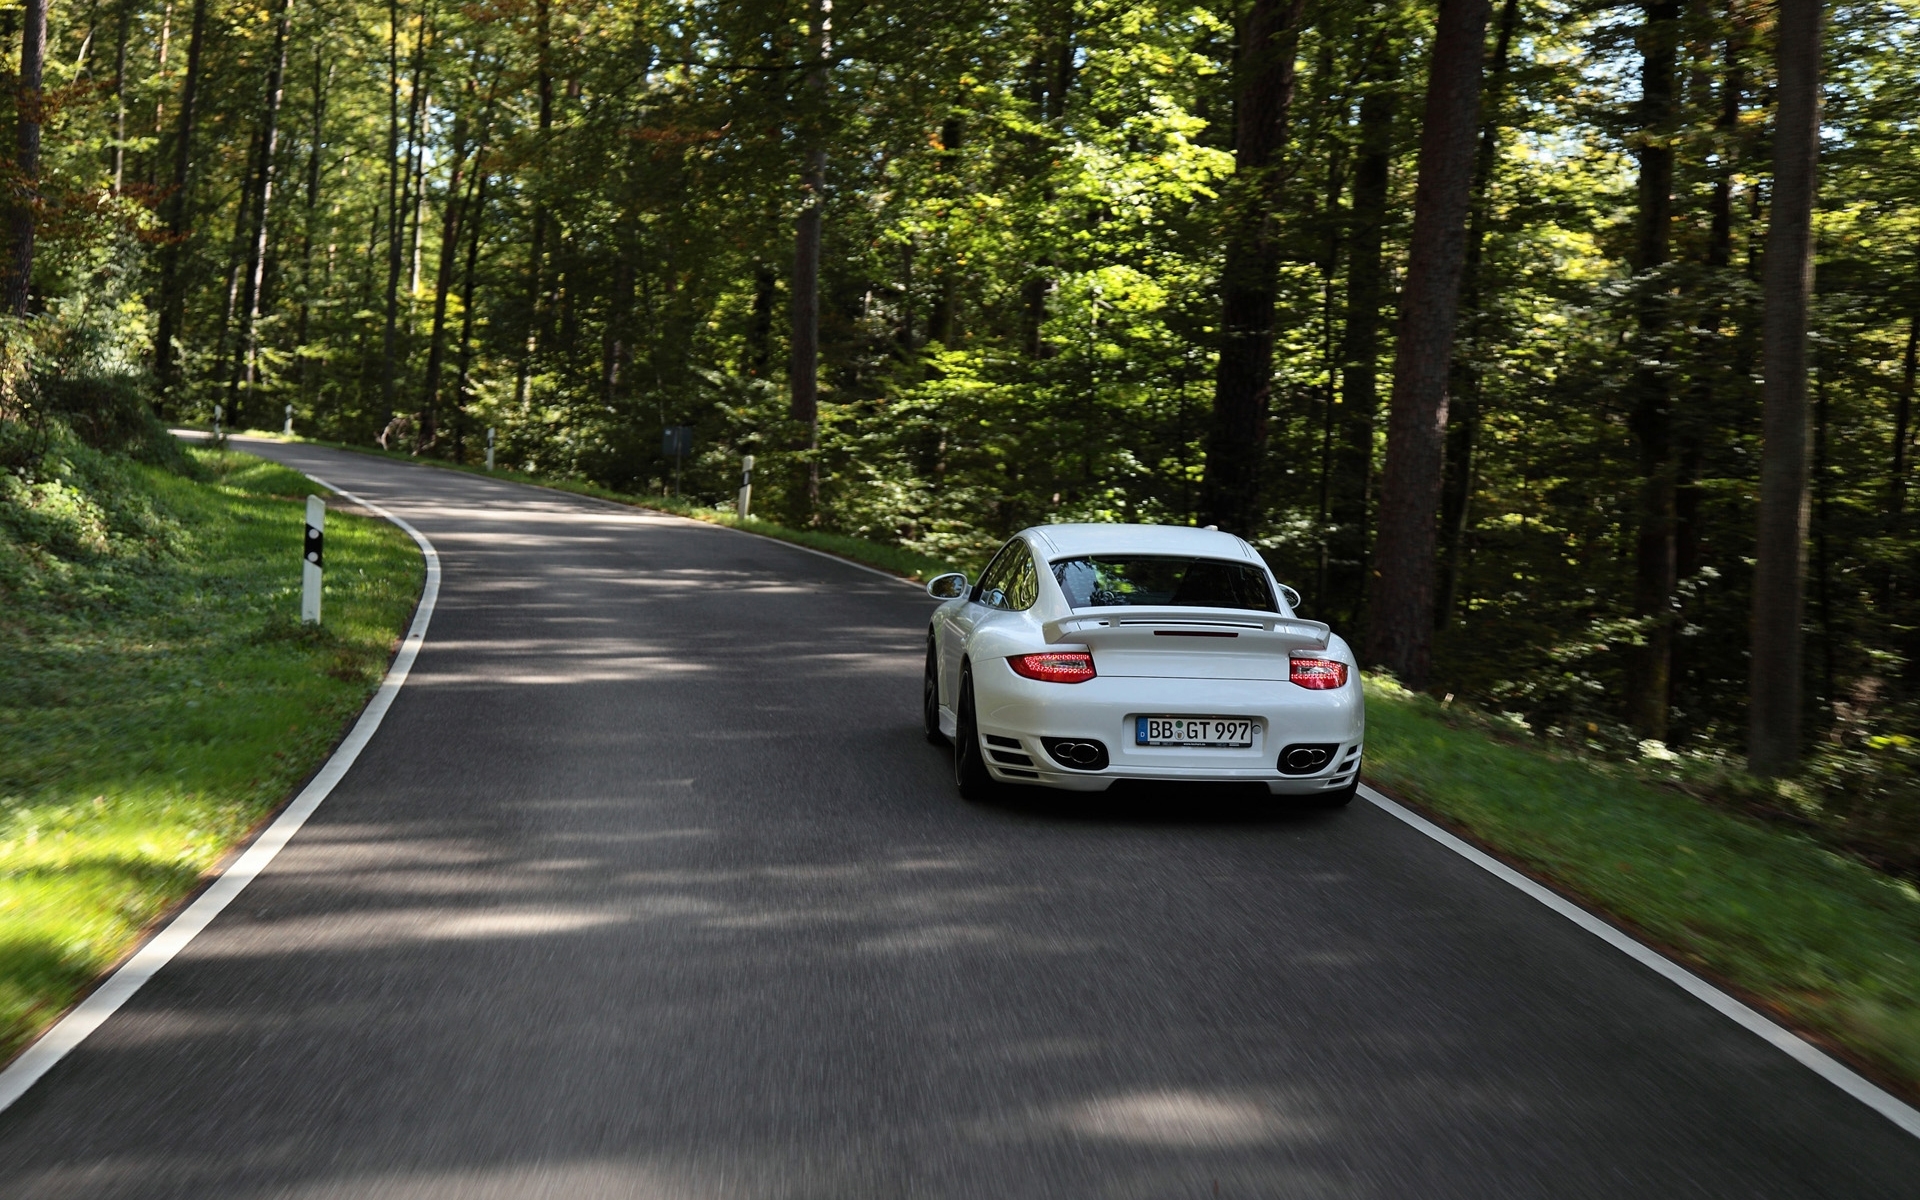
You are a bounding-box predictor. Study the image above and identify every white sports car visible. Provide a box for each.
[922,524,1364,803]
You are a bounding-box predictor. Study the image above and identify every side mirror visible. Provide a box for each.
[1278,583,1303,612]
[926,571,969,601]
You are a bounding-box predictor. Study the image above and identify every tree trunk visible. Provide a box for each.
[790,0,833,512]
[109,0,128,195]
[6,0,48,315]
[1328,39,1401,632]
[452,168,489,433]
[749,261,775,375]
[1892,313,1916,521]
[1626,0,1681,740]
[1747,0,1822,776]
[419,97,472,451]
[145,0,171,189]
[1365,0,1494,687]
[515,0,553,409]
[227,0,294,430]
[381,0,403,420]
[1436,0,1521,632]
[153,0,208,398]
[1200,0,1310,536]
[296,52,330,404]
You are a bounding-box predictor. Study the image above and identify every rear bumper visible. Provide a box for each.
[971,668,1364,794]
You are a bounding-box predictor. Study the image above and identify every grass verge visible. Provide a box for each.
[236,430,962,582]
[1362,675,1920,1095]
[0,447,422,1063]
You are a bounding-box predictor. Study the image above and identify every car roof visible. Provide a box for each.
[1023,523,1263,563]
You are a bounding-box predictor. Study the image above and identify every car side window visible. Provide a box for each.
[1003,550,1038,611]
[977,540,1037,611]
[973,542,1015,606]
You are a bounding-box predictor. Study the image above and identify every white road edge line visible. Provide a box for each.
[1359,782,1920,1140]
[0,475,439,1115]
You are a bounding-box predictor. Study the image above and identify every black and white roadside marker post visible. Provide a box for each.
[284,404,293,436]
[213,403,224,444]
[302,495,324,625]
[485,427,495,472]
[737,454,754,519]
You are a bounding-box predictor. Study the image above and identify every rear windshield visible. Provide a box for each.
[1051,555,1278,612]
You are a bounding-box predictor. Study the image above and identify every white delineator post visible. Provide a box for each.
[302,495,324,625]
[737,454,755,519]
[213,403,224,442]
[284,404,293,436]
[485,427,496,471]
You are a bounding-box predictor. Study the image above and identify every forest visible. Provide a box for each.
[0,0,1912,827]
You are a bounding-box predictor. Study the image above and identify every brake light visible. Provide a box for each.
[1290,657,1348,689]
[1009,652,1097,684]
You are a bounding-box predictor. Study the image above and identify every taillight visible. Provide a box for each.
[1009,652,1097,684]
[1290,657,1348,689]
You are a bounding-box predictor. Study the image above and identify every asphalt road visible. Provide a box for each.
[3,440,1916,1199]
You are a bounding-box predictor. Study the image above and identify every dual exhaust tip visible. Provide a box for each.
[1041,738,1110,771]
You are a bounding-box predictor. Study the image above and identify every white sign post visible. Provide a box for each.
[737,454,755,520]
[485,427,496,471]
[284,404,294,436]
[301,496,324,625]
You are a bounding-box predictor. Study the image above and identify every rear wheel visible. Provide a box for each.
[953,668,996,800]
[923,634,946,745]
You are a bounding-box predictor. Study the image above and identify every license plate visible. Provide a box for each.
[1135,716,1258,747]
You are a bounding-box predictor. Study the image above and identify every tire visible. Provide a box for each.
[923,634,947,745]
[952,667,996,801]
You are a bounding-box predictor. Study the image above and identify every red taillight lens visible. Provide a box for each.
[1290,657,1349,690]
[1009,652,1097,684]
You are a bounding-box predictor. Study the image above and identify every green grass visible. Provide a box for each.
[1362,675,1920,1091]
[240,430,963,582]
[0,448,422,1061]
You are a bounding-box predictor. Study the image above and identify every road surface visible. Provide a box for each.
[2,439,1915,1198]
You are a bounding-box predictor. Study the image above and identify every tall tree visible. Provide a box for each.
[514,0,553,409]
[1435,0,1522,629]
[1625,0,1681,740]
[1365,0,1494,686]
[109,0,129,195]
[227,0,296,429]
[1200,0,1310,536]
[152,0,208,397]
[1328,24,1401,631]
[1747,0,1823,776]
[790,0,833,511]
[5,0,49,315]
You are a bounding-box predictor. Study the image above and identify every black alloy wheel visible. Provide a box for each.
[923,634,946,745]
[952,667,996,800]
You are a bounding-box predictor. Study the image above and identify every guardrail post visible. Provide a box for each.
[302,495,324,625]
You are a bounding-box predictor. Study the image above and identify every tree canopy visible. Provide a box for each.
[3,0,1916,800]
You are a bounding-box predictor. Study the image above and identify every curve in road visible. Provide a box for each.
[1,439,1916,1199]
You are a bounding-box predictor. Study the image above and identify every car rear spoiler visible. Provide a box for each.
[1042,607,1331,651]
